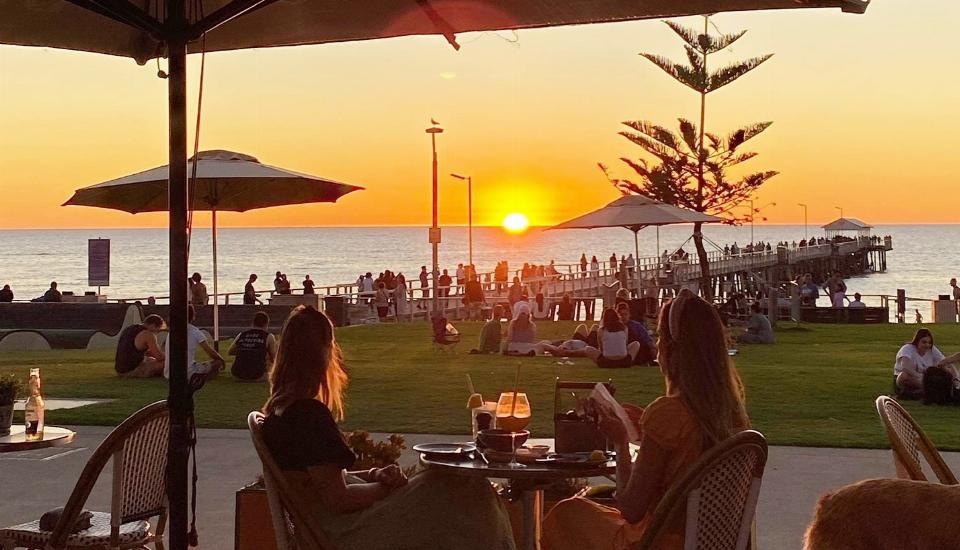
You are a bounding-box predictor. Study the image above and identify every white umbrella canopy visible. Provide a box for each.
[63,149,363,212]
[64,149,363,344]
[550,194,721,288]
[2,0,871,65]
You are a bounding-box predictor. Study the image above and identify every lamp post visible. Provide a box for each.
[426,120,444,315]
[451,173,473,271]
[798,203,808,240]
[835,206,843,219]
[748,199,776,244]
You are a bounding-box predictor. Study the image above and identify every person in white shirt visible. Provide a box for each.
[848,293,866,308]
[164,305,225,381]
[894,328,960,397]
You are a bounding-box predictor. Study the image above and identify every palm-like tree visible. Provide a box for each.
[602,17,778,297]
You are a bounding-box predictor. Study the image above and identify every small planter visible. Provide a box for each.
[0,403,14,436]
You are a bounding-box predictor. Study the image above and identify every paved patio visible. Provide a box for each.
[0,426,937,549]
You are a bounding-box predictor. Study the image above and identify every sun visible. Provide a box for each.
[502,213,530,233]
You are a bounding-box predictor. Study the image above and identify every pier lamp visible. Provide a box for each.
[450,173,473,271]
[748,199,776,244]
[798,203,808,240]
[426,120,444,314]
[835,206,844,220]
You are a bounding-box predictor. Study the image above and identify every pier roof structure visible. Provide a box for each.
[822,218,872,238]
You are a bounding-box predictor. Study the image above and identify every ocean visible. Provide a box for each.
[0,224,953,315]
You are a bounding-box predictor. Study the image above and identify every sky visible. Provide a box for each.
[1,0,957,229]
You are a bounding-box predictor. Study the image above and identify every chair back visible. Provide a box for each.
[875,395,958,484]
[247,411,337,550]
[632,430,768,550]
[49,400,170,549]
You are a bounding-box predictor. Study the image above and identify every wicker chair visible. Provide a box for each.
[0,401,169,550]
[630,430,768,550]
[247,411,337,550]
[875,395,958,484]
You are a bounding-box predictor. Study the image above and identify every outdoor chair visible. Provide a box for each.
[247,411,337,550]
[0,401,169,550]
[875,395,958,484]
[431,316,460,353]
[630,430,768,550]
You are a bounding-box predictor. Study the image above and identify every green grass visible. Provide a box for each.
[5,322,960,449]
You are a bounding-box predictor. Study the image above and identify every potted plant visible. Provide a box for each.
[0,374,23,436]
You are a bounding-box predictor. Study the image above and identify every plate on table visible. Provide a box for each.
[414,443,477,457]
[550,451,614,468]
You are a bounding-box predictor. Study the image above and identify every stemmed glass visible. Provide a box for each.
[496,392,531,469]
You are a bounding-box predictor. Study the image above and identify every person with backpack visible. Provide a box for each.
[230,311,277,381]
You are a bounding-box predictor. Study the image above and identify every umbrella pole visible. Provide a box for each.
[166,17,191,550]
[212,208,219,350]
[656,226,661,298]
[633,228,641,297]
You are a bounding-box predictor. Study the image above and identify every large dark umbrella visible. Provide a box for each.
[63,149,363,344]
[0,0,870,547]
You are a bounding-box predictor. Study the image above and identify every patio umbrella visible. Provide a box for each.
[63,149,363,344]
[549,194,721,288]
[0,0,869,547]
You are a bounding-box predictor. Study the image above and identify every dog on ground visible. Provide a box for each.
[804,478,960,550]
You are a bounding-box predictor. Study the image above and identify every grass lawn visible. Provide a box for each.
[4,321,960,449]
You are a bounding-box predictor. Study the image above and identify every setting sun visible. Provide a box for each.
[502,213,530,233]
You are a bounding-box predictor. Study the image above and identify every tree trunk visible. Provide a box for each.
[693,222,712,299]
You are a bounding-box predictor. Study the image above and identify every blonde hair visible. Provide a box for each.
[263,306,348,420]
[657,289,748,448]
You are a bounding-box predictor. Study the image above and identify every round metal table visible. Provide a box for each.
[0,425,76,452]
[420,447,614,550]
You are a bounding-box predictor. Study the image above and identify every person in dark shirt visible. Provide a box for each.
[243,274,262,305]
[0,284,13,302]
[438,269,453,297]
[114,314,166,377]
[616,302,656,365]
[230,311,277,381]
[261,306,516,550]
[556,293,575,321]
[43,281,62,302]
[302,275,316,295]
[463,276,486,319]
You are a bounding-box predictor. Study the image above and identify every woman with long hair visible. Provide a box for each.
[261,306,515,550]
[582,307,641,369]
[504,303,538,355]
[541,289,749,550]
[894,328,960,398]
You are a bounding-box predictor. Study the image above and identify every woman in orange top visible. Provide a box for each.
[541,289,750,550]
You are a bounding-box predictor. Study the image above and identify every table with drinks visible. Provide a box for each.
[418,381,618,550]
[0,367,75,453]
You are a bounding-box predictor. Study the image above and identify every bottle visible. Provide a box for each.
[24,368,44,441]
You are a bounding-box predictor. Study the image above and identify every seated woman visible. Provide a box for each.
[503,304,538,356]
[894,328,960,398]
[581,308,641,368]
[472,304,505,354]
[541,289,750,550]
[261,306,516,550]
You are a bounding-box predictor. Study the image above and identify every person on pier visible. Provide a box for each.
[244,274,262,305]
[823,272,847,308]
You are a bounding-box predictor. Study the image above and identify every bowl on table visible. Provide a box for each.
[477,429,529,452]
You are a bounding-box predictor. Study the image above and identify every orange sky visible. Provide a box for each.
[1,0,957,229]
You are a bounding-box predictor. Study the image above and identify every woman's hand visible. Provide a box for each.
[373,464,408,490]
[595,405,629,448]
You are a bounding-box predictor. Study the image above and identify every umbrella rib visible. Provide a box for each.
[191,0,282,37]
[69,0,164,38]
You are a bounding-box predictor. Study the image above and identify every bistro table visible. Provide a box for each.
[420,441,615,550]
[0,425,76,453]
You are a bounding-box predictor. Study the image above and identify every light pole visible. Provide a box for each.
[748,199,776,244]
[426,120,443,315]
[451,173,473,271]
[835,206,843,220]
[798,203,808,240]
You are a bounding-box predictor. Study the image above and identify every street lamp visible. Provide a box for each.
[748,199,776,244]
[450,173,473,272]
[798,203,808,240]
[426,120,444,315]
[835,206,843,220]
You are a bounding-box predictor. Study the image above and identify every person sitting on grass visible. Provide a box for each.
[230,311,278,381]
[615,302,656,365]
[541,289,749,550]
[581,308,642,368]
[164,305,226,381]
[736,302,775,344]
[114,314,166,378]
[504,303,538,356]
[894,328,960,399]
[471,304,504,354]
[261,306,517,550]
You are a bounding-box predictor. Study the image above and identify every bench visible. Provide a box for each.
[799,306,889,324]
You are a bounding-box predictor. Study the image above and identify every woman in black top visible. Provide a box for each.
[261,306,515,550]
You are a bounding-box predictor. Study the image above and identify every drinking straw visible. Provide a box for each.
[510,363,522,416]
[466,374,476,395]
